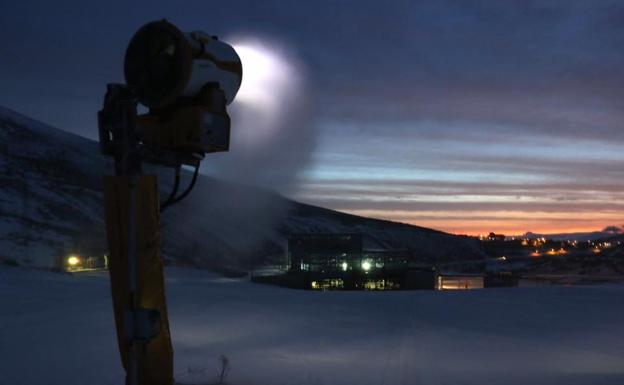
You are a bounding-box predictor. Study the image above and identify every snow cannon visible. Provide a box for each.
[120,20,242,159]
[98,20,243,385]
[124,20,242,109]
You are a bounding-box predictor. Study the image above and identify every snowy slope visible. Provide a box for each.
[1,266,623,385]
[0,106,106,266]
[0,106,485,269]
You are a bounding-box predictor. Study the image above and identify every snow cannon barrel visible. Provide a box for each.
[124,20,242,109]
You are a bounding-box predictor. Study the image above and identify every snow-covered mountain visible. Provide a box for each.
[0,106,485,270]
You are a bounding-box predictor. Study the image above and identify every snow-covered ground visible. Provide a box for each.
[1,266,623,385]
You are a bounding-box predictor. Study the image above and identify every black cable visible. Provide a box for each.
[160,165,200,212]
[160,167,180,213]
[171,165,199,204]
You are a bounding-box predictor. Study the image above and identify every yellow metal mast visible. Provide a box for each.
[97,20,242,385]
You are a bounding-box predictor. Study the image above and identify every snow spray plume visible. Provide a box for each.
[194,37,318,265]
[213,37,317,191]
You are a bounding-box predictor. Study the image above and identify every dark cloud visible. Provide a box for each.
[298,195,624,213]
[3,1,623,140]
[1,0,623,233]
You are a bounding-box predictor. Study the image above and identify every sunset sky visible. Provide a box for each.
[1,0,623,235]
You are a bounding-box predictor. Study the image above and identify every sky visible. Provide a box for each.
[1,0,623,235]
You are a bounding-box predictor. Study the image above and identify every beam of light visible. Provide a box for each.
[208,36,315,192]
[230,39,301,144]
[233,43,294,110]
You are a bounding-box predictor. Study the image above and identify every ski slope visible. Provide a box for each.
[1,266,623,385]
[0,105,484,270]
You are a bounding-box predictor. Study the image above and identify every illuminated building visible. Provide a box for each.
[252,234,520,291]
[437,274,484,290]
[61,254,108,272]
[260,233,437,290]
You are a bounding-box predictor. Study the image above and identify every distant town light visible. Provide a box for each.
[361,261,372,271]
[67,256,80,266]
[341,262,348,271]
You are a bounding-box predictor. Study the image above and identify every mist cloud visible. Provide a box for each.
[206,37,318,195]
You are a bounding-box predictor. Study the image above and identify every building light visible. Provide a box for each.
[361,261,371,271]
[311,281,319,289]
[67,256,80,266]
[341,262,348,271]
